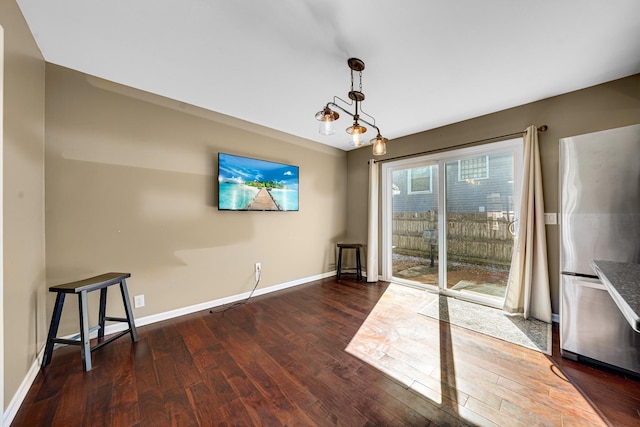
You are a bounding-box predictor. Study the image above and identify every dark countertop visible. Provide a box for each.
[591,260,640,332]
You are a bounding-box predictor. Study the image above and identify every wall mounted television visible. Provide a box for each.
[218,153,299,211]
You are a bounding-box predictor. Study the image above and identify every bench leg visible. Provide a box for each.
[42,293,66,368]
[356,248,362,281]
[78,290,92,371]
[98,287,107,340]
[337,247,343,281]
[119,279,138,342]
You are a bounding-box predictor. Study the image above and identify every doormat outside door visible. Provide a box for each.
[418,296,552,355]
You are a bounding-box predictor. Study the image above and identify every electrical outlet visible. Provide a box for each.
[255,262,261,281]
[544,213,557,225]
[134,294,145,308]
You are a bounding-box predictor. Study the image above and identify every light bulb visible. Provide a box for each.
[371,134,388,155]
[352,132,365,147]
[346,122,367,147]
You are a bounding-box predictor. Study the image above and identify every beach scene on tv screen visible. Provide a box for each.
[218,153,299,211]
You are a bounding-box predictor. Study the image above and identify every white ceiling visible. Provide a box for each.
[16,0,640,151]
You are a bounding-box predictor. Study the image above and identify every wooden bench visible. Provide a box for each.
[42,272,138,371]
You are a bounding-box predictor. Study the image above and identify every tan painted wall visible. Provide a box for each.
[347,74,640,314]
[1,1,46,409]
[45,64,347,335]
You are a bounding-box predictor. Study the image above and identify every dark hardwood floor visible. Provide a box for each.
[11,276,640,426]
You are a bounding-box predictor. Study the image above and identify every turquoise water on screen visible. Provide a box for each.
[269,188,299,211]
[219,183,259,210]
[219,183,299,211]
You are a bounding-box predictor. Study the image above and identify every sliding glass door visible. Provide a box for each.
[381,139,522,307]
[389,160,441,286]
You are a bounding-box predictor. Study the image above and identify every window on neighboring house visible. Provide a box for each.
[408,166,433,194]
[458,156,489,181]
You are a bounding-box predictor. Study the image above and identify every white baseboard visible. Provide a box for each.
[3,347,45,426]
[3,271,336,426]
[110,270,337,333]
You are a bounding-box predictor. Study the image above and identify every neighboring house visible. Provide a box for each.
[392,152,515,215]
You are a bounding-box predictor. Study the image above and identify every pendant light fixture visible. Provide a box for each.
[315,58,389,155]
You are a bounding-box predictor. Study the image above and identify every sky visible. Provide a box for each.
[218,153,299,187]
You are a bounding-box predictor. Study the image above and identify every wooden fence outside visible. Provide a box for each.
[393,212,514,266]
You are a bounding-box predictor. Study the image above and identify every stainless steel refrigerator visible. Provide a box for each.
[559,123,640,375]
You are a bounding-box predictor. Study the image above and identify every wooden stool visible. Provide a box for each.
[42,272,138,371]
[336,243,363,281]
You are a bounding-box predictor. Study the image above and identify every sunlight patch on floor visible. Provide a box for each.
[345,283,608,427]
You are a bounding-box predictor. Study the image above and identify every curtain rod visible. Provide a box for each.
[373,125,548,164]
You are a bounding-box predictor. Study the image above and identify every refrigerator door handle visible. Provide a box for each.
[569,276,605,291]
[561,271,599,280]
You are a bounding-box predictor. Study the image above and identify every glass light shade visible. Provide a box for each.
[346,123,367,146]
[371,135,388,155]
[346,124,366,147]
[346,123,366,135]
[351,133,365,147]
[319,120,336,135]
[315,107,339,135]
[315,107,339,121]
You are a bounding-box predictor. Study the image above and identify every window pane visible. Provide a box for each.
[447,152,514,301]
[391,164,439,286]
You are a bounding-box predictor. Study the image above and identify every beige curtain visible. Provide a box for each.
[367,159,379,282]
[503,126,552,322]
